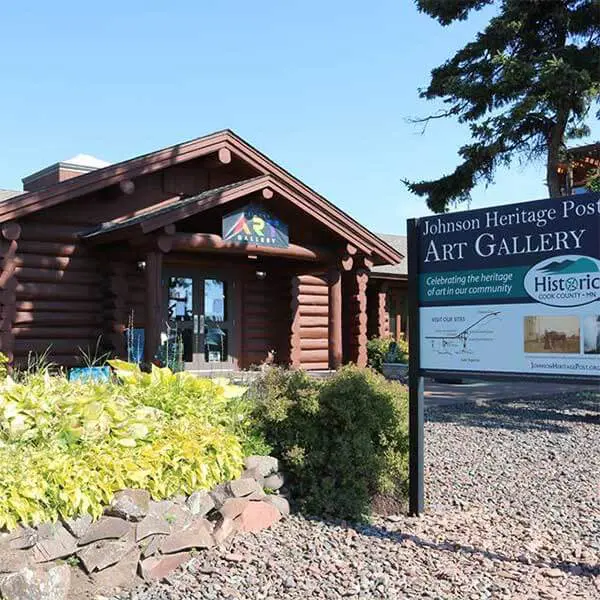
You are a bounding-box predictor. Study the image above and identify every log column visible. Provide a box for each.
[328,266,342,370]
[104,260,129,357]
[144,251,162,363]
[344,266,369,368]
[377,282,390,338]
[0,222,21,362]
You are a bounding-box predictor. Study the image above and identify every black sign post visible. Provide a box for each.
[407,192,600,516]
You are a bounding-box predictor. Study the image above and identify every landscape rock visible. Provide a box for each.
[0,549,34,574]
[147,500,176,518]
[140,534,166,559]
[243,455,279,478]
[77,539,136,573]
[78,517,131,546]
[139,552,191,581]
[263,472,285,491]
[228,478,264,498]
[240,467,264,485]
[160,519,214,554]
[263,494,290,517]
[161,505,192,530]
[235,500,281,533]
[0,564,70,600]
[209,483,232,510]
[32,524,77,562]
[106,489,150,521]
[90,547,141,592]
[8,526,37,550]
[135,515,171,542]
[186,491,215,517]
[220,498,250,520]
[62,514,93,539]
[213,517,239,545]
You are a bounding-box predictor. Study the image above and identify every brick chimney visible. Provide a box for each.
[22,154,110,192]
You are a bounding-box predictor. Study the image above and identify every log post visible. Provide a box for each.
[377,282,390,338]
[144,251,162,363]
[0,222,21,363]
[346,268,369,368]
[290,276,301,368]
[328,266,342,370]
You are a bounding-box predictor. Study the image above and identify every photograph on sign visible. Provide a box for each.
[413,192,600,379]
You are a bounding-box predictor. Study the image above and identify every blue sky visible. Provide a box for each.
[0,1,597,234]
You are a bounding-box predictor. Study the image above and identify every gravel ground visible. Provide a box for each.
[118,391,600,600]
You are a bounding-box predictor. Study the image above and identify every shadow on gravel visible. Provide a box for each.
[426,392,600,433]
[341,521,600,579]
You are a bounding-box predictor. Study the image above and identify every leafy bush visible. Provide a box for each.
[367,336,409,373]
[0,359,264,529]
[250,366,409,520]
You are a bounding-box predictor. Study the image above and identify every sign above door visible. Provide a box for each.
[222,204,289,248]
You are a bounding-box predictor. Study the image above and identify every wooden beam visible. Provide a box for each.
[262,188,274,200]
[144,251,162,363]
[119,180,135,195]
[168,233,333,262]
[204,148,232,168]
[328,266,342,370]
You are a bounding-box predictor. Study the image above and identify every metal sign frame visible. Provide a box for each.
[406,194,600,515]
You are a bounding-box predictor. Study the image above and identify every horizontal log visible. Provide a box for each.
[296,274,327,286]
[298,326,328,339]
[297,284,328,296]
[296,294,328,306]
[13,254,97,271]
[15,267,101,285]
[14,300,102,314]
[298,304,329,316]
[13,311,103,326]
[170,233,333,263]
[14,338,100,354]
[299,349,329,362]
[16,282,102,301]
[300,338,329,351]
[299,361,329,371]
[18,241,87,257]
[19,223,84,243]
[13,326,101,339]
[298,316,329,328]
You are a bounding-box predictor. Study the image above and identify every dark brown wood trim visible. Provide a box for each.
[328,266,342,369]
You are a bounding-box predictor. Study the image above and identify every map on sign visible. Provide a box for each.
[423,310,502,356]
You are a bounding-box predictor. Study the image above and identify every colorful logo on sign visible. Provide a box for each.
[222,205,289,248]
[524,254,600,307]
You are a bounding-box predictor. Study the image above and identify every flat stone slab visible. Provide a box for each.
[263,494,290,516]
[140,534,166,559]
[213,517,238,545]
[90,547,140,592]
[77,539,136,573]
[140,552,191,581]
[78,516,131,546]
[235,500,281,533]
[106,489,150,522]
[220,498,250,520]
[8,527,37,550]
[62,514,92,539]
[162,504,193,531]
[0,549,35,574]
[147,499,176,518]
[228,478,264,498]
[32,524,77,563]
[160,519,214,554]
[0,565,71,600]
[244,455,278,477]
[209,483,232,509]
[135,515,171,542]
[263,472,285,491]
[186,491,215,517]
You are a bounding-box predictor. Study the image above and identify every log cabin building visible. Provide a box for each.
[0,130,407,372]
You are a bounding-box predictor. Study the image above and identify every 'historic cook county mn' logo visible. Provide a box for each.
[524,254,600,307]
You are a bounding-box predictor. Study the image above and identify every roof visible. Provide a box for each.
[0,130,403,265]
[83,177,267,241]
[371,234,407,278]
[0,189,23,203]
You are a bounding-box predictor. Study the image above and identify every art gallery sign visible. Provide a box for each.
[406,192,600,514]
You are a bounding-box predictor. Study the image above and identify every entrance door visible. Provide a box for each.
[163,269,236,372]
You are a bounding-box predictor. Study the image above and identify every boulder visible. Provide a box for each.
[161,505,192,531]
[135,515,171,543]
[140,534,166,559]
[213,517,239,545]
[62,515,92,539]
[220,498,250,520]
[77,539,136,573]
[106,489,150,522]
[240,467,264,486]
[159,518,214,554]
[244,455,278,478]
[0,564,70,600]
[209,483,232,510]
[139,552,191,581]
[0,550,34,574]
[228,478,264,498]
[263,472,285,491]
[147,499,177,518]
[8,526,37,550]
[186,491,215,517]
[263,494,290,517]
[90,547,141,592]
[235,500,281,533]
[77,517,131,546]
[32,524,77,563]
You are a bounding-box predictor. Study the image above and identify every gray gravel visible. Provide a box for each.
[118,391,600,599]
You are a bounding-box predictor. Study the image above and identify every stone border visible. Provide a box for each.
[0,455,288,600]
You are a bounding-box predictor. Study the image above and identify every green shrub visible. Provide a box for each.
[367,336,409,373]
[0,360,266,529]
[250,366,409,521]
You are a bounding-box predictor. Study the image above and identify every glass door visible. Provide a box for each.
[164,270,235,372]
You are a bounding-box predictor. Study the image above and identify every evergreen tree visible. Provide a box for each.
[405,0,600,213]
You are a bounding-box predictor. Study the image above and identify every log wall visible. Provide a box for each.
[290,273,330,371]
[343,269,369,367]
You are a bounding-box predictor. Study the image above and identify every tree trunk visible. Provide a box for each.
[546,108,569,197]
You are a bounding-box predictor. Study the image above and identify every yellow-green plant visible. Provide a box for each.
[0,361,254,529]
